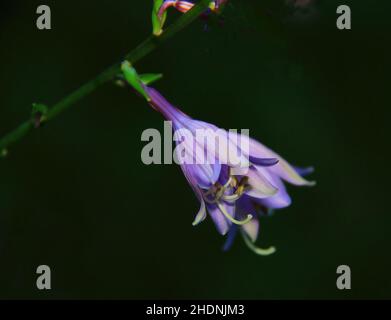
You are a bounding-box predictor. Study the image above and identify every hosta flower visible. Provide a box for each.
[121,59,314,255]
[143,85,315,254]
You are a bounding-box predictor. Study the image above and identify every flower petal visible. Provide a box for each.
[192,121,251,168]
[250,139,314,186]
[206,201,234,235]
[241,218,259,243]
[222,225,238,251]
[245,167,279,199]
[235,197,260,242]
[230,133,315,186]
[192,198,207,226]
[179,163,209,225]
[253,166,292,208]
[249,157,279,167]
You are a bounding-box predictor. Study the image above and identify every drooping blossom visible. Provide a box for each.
[158,0,195,16]
[142,85,314,255]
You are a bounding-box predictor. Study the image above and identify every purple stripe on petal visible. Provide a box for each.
[249,157,279,167]
[229,132,315,186]
[217,165,230,186]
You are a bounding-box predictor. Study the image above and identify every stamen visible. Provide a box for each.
[230,177,238,188]
[217,202,252,225]
[222,176,232,189]
[203,176,232,202]
[215,188,225,200]
[222,193,242,202]
[235,177,249,196]
[242,232,276,256]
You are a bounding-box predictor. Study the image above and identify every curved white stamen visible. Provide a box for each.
[203,176,233,202]
[222,177,232,189]
[242,232,276,256]
[221,193,242,202]
[217,202,252,225]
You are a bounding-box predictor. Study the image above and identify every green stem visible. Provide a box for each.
[0,0,211,154]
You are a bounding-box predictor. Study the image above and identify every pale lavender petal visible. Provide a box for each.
[184,163,221,189]
[253,167,292,209]
[207,203,230,235]
[179,163,208,225]
[192,198,207,226]
[258,186,291,209]
[245,167,279,199]
[241,218,259,243]
[229,132,314,186]
[145,87,189,124]
[193,121,251,168]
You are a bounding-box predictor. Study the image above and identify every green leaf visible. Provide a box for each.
[31,103,49,127]
[139,73,163,85]
[121,61,150,101]
[31,103,49,116]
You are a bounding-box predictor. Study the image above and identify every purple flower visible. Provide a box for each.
[158,1,194,18]
[145,86,314,255]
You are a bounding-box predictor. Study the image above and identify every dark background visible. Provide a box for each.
[0,0,389,299]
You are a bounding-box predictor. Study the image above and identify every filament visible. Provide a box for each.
[222,176,232,189]
[203,176,232,202]
[217,202,252,225]
[222,193,242,202]
[242,232,276,256]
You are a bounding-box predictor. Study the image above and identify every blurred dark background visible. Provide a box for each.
[0,0,389,299]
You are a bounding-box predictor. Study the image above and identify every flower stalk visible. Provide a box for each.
[0,0,212,156]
